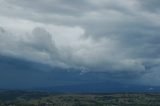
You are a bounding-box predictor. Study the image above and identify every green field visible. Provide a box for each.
[0,91,160,106]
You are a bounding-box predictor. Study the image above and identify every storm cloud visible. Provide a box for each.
[0,0,160,86]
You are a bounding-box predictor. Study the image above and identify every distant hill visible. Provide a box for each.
[34,81,160,93]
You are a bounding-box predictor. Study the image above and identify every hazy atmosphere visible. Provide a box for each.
[0,0,160,90]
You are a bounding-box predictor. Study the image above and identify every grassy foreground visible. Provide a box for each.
[0,91,160,106]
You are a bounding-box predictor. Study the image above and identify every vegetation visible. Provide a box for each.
[0,91,160,106]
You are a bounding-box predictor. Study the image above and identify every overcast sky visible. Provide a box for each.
[0,0,160,88]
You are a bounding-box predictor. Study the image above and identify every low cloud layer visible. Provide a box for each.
[0,0,160,86]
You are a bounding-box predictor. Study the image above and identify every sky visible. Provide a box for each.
[0,0,160,89]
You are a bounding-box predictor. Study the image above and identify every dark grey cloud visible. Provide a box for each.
[0,55,135,89]
[139,0,160,13]
[4,0,95,16]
